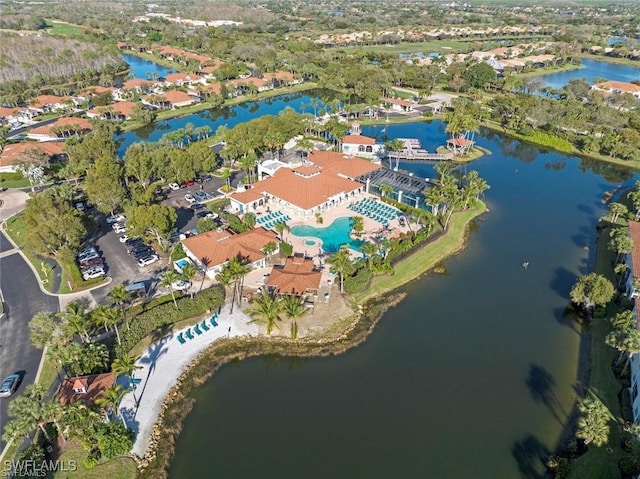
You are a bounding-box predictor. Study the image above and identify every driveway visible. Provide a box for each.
[0,252,59,451]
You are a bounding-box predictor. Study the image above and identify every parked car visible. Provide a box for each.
[169,182,180,191]
[106,214,126,224]
[79,257,105,269]
[171,280,190,291]
[191,203,205,211]
[129,244,153,255]
[181,179,195,188]
[133,249,156,261]
[199,174,213,182]
[78,246,97,256]
[118,234,129,243]
[138,255,159,267]
[78,251,100,262]
[0,374,20,397]
[184,194,196,204]
[82,266,106,280]
[112,223,127,234]
[194,191,210,202]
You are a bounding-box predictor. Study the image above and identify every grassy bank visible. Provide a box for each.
[580,53,640,68]
[354,202,486,304]
[516,62,584,78]
[567,219,628,479]
[53,440,137,479]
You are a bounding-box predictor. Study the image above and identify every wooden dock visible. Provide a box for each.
[386,149,453,162]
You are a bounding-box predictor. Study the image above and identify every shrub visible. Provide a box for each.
[171,243,186,262]
[344,263,372,293]
[116,284,225,355]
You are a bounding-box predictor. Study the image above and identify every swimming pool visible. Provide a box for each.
[290,217,365,254]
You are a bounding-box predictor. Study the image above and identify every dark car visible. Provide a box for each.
[79,257,105,269]
[133,248,156,260]
[130,245,153,256]
[191,203,205,211]
[0,374,20,398]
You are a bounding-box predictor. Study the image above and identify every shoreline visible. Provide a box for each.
[133,203,487,478]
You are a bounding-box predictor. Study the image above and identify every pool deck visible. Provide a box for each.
[254,194,413,262]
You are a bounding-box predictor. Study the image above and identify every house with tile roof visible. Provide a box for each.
[593,81,640,99]
[27,117,93,142]
[382,97,415,112]
[87,101,138,121]
[55,373,115,407]
[181,227,279,278]
[341,123,382,159]
[229,150,379,218]
[0,141,67,173]
[266,256,322,296]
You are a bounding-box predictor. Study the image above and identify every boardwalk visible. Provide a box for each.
[386,149,453,162]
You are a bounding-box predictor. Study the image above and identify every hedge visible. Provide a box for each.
[116,285,225,355]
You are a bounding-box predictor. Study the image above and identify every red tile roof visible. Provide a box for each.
[342,134,376,145]
[182,227,278,269]
[596,81,640,94]
[266,256,321,295]
[165,72,203,84]
[0,106,20,118]
[162,90,194,105]
[382,97,414,107]
[56,373,115,407]
[447,138,475,147]
[307,150,380,179]
[230,188,266,204]
[0,141,65,168]
[629,221,640,278]
[30,95,72,108]
[97,101,137,118]
[29,117,93,138]
[122,79,152,89]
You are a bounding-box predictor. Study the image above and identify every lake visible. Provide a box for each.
[538,58,640,89]
[167,119,637,478]
[121,53,176,81]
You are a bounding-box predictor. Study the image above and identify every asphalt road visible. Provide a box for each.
[0,250,59,450]
[0,233,13,253]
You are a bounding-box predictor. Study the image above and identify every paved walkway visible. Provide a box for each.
[119,304,259,458]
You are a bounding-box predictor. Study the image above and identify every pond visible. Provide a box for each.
[167,119,638,478]
[537,58,640,89]
[121,53,176,81]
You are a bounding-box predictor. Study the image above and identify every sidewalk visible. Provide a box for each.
[119,303,259,458]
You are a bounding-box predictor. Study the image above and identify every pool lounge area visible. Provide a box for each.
[290,217,365,254]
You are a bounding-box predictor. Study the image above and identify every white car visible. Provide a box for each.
[82,266,105,280]
[118,234,129,243]
[169,182,180,191]
[112,223,127,234]
[184,194,196,204]
[106,214,125,224]
[138,254,159,267]
[77,250,99,261]
[171,280,190,291]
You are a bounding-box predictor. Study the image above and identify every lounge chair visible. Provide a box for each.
[210,315,218,327]
[194,324,202,335]
[185,329,194,340]
[201,320,210,331]
[177,333,186,344]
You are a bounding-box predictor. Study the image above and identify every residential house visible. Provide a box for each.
[88,101,138,121]
[593,81,640,99]
[55,373,116,407]
[341,133,382,159]
[28,95,75,114]
[0,141,67,173]
[382,97,415,112]
[181,227,279,278]
[164,72,205,87]
[27,117,93,142]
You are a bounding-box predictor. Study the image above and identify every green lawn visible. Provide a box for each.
[568,214,632,479]
[45,20,85,37]
[351,202,486,305]
[53,440,137,479]
[0,172,30,189]
[338,39,468,54]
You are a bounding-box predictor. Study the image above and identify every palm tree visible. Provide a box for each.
[160,270,182,308]
[40,400,66,442]
[61,300,91,343]
[112,353,142,380]
[230,256,250,308]
[220,167,232,190]
[246,292,283,335]
[576,393,612,447]
[360,241,378,271]
[262,242,278,264]
[281,294,307,340]
[96,384,126,423]
[216,264,235,312]
[91,305,123,345]
[108,284,132,330]
[608,202,628,224]
[379,184,394,198]
[3,384,53,443]
[352,216,365,238]
[328,247,352,294]
[181,263,198,298]
[274,221,290,241]
[385,139,405,170]
[605,328,640,375]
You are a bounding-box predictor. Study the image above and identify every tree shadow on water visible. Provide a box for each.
[549,267,577,298]
[526,364,567,426]
[511,435,551,479]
